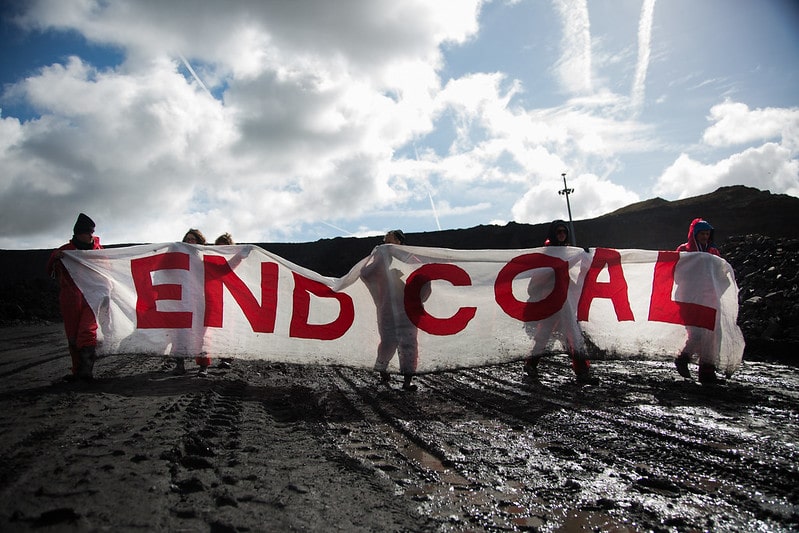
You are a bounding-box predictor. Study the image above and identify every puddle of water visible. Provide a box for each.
[553,508,634,532]
[512,515,545,528]
[401,442,470,486]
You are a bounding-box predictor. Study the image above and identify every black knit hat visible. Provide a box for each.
[73,213,95,235]
[390,229,406,244]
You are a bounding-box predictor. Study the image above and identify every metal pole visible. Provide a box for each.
[558,173,576,246]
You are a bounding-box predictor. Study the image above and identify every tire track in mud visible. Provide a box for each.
[329,366,563,531]
[329,369,518,531]
[431,362,799,531]
[330,367,473,485]
[327,362,799,531]
[136,363,432,531]
[0,325,67,379]
[407,367,622,531]
[470,363,799,528]
[163,382,247,526]
[123,360,275,529]
[2,324,798,532]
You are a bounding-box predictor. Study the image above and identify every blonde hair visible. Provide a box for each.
[215,232,234,245]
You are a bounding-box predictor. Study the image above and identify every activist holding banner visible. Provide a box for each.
[214,232,236,370]
[59,241,745,380]
[361,230,421,391]
[523,220,598,385]
[46,213,103,381]
[674,218,725,384]
[172,229,214,377]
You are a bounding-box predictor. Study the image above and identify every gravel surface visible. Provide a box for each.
[1,324,797,532]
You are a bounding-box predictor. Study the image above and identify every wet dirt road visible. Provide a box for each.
[1,323,797,532]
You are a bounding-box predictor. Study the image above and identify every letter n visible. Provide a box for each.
[204,256,278,333]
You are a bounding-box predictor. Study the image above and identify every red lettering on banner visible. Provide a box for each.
[131,252,192,329]
[577,248,635,322]
[204,256,278,333]
[289,273,355,340]
[648,251,716,329]
[494,253,568,321]
[405,264,476,335]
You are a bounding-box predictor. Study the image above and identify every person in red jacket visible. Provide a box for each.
[523,220,598,385]
[676,218,720,255]
[47,213,102,381]
[675,218,722,384]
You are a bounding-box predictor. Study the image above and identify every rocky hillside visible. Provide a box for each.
[2,185,798,358]
[720,234,799,360]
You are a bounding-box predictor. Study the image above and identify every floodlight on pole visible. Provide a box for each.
[558,172,577,246]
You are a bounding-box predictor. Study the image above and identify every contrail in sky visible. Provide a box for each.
[554,0,593,95]
[631,0,656,116]
[319,220,356,237]
[414,144,442,231]
[178,52,214,99]
[428,192,442,231]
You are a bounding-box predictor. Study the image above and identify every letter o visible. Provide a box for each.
[494,253,569,321]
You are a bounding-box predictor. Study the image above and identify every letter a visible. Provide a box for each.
[577,248,634,322]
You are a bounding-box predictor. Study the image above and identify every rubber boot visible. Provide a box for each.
[675,354,691,379]
[77,346,96,381]
[402,374,417,391]
[523,356,541,378]
[572,358,599,385]
[62,344,81,381]
[698,364,723,385]
[172,358,186,375]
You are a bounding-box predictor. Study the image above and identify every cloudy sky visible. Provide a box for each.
[1,0,798,250]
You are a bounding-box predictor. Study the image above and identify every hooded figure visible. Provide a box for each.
[674,217,723,384]
[544,220,570,247]
[677,218,720,255]
[523,219,597,385]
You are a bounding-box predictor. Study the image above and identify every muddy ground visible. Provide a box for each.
[0,323,797,532]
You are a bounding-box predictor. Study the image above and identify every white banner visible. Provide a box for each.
[63,243,745,376]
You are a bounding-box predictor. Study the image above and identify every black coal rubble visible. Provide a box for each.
[721,234,799,359]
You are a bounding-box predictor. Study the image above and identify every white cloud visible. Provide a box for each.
[652,100,799,199]
[654,143,799,199]
[1,1,795,249]
[511,172,639,225]
[702,100,799,148]
[1,0,486,248]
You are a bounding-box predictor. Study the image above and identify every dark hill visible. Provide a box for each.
[259,185,799,277]
[3,185,797,281]
[3,185,799,354]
